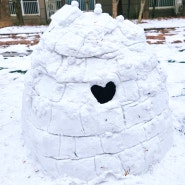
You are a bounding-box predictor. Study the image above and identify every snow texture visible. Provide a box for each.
[21,1,173,183]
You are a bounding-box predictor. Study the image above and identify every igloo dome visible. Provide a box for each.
[22,1,173,182]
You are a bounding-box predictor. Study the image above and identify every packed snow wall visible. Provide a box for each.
[22,1,173,182]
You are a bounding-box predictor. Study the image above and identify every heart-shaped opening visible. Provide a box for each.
[91,81,116,104]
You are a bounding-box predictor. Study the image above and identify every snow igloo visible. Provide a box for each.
[22,1,173,182]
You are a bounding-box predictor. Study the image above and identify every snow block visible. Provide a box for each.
[118,144,145,174]
[124,99,153,127]
[95,154,123,176]
[75,136,103,158]
[59,136,76,159]
[57,158,96,181]
[48,103,83,136]
[80,104,124,136]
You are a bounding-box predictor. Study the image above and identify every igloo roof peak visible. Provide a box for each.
[71,0,79,7]
[41,2,146,58]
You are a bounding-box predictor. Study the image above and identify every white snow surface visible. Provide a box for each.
[136,17,185,29]
[1,10,185,185]
[0,25,47,34]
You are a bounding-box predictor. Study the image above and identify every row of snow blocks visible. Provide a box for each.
[23,110,172,181]
[22,52,173,181]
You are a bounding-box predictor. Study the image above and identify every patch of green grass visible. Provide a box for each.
[168,60,176,63]
[9,70,27,74]
[0,67,8,70]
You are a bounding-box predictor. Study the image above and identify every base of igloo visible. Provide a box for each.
[22,108,173,181]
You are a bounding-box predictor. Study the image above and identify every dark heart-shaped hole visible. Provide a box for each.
[91,81,116,104]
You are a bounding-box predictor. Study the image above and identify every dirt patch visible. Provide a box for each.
[0,39,39,46]
[0,34,40,46]
[145,27,184,44]
[146,34,165,40]
[171,40,184,44]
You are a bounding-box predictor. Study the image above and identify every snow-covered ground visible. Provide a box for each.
[0,18,185,185]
